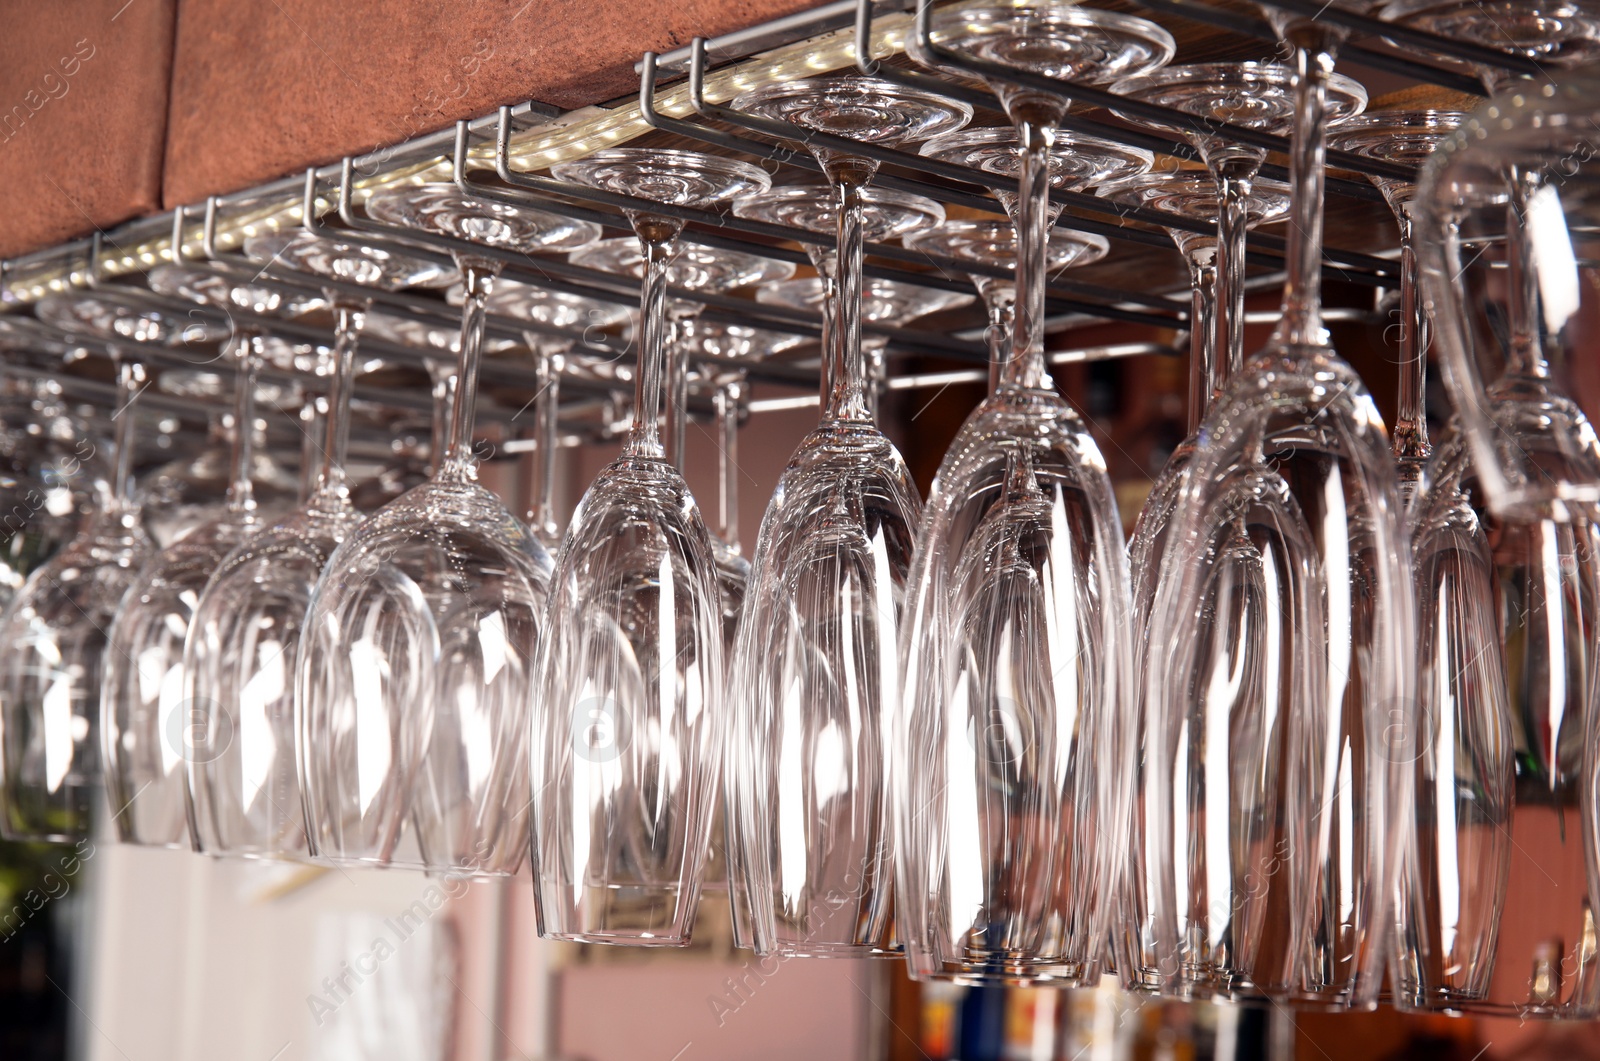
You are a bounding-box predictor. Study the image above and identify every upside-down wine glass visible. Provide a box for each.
[460,276,632,548]
[1094,167,1291,990]
[0,374,104,610]
[184,299,371,859]
[1330,111,1466,509]
[569,235,793,474]
[733,181,946,411]
[32,289,295,548]
[1111,63,1367,391]
[0,354,153,842]
[538,147,769,943]
[721,76,969,958]
[295,189,596,874]
[904,219,1114,390]
[900,1,1172,984]
[100,321,271,847]
[1328,109,1518,1011]
[1140,3,1413,1008]
[1415,78,1600,1017]
[572,227,794,920]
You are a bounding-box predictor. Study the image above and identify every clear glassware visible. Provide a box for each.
[1139,6,1412,1008]
[101,329,271,848]
[1330,110,1466,510]
[723,76,969,958]
[1388,430,1520,1014]
[734,178,949,414]
[1093,167,1291,992]
[1381,1,1600,91]
[900,0,1171,985]
[1416,77,1600,518]
[184,304,370,859]
[918,126,1155,221]
[1111,63,1366,383]
[759,276,976,422]
[136,394,299,548]
[569,234,793,473]
[363,309,520,355]
[0,377,105,610]
[1414,74,1600,1017]
[0,357,153,842]
[538,147,769,943]
[297,189,589,875]
[904,220,1114,390]
[685,320,805,362]
[451,276,631,549]
[245,229,459,291]
[33,291,298,547]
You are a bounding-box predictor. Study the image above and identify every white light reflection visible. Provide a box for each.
[348,638,392,816]
[240,637,284,812]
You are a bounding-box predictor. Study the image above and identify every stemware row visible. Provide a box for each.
[2,0,1600,1023]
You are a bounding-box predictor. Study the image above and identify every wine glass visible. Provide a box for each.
[1111,62,1367,382]
[568,236,794,472]
[0,356,153,843]
[1093,167,1293,991]
[919,125,1156,222]
[899,1,1171,985]
[1416,83,1600,518]
[32,291,295,547]
[1139,7,1412,1008]
[0,376,106,610]
[1414,76,1600,1017]
[184,302,371,859]
[100,327,272,847]
[719,76,969,958]
[457,276,633,547]
[296,187,594,874]
[1330,110,1467,510]
[734,181,947,415]
[904,220,1115,389]
[537,147,769,943]
[1381,1,1600,92]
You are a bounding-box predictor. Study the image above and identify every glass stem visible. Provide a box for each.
[1212,157,1259,382]
[296,393,325,502]
[440,257,500,479]
[808,247,839,409]
[822,171,872,423]
[980,280,1016,394]
[1505,166,1550,379]
[425,359,456,478]
[225,330,261,521]
[530,340,564,544]
[1391,201,1430,468]
[716,374,742,549]
[1271,26,1339,351]
[667,306,698,472]
[1182,244,1220,434]
[109,355,143,514]
[310,301,364,509]
[623,215,683,460]
[1002,117,1055,392]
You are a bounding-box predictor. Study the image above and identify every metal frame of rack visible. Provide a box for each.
[0,0,1538,446]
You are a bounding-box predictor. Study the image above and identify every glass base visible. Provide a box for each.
[538,881,696,945]
[762,941,903,959]
[1394,985,1598,1020]
[909,956,1095,987]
